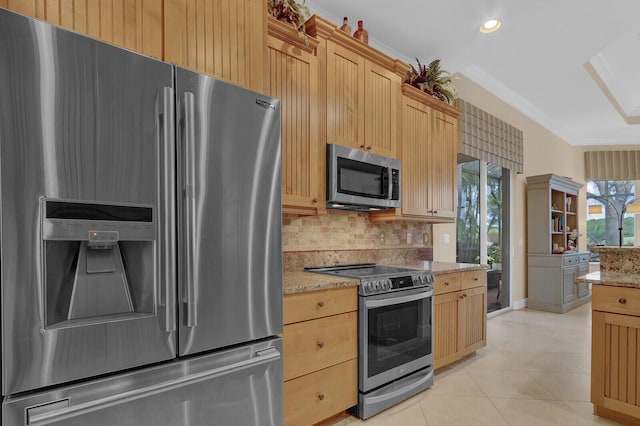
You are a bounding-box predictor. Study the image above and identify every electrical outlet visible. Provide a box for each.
[380,233,385,244]
[443,234,450,244]
[406,232,412,244]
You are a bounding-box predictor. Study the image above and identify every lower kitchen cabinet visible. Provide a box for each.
[592,284,640,425]
[528,252,591,313]
[282,286,358,425]
[433,269,487,369]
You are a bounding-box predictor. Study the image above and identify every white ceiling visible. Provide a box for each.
[305,0,640,147]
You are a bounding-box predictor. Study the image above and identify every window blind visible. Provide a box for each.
[584,151,640,181]
[458,99,524,173]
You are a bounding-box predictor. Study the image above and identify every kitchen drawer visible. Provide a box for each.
[435,272,461,295]
[284,286,357,324]
[461,269,487,290]
[593,285,640,316]
[563,255,578,266]
[284,359,357,426]
[283,311,357,381]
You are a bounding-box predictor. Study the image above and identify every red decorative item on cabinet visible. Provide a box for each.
[353,20,368,44]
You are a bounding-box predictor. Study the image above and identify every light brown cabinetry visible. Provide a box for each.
[1,0,163,58]
[283,286,358,426]
[592,285,640,425]
[371,85,459,223]
[433,269,487,369]
[266,17,323,215]
[164,0,266,92]
[307,15,404,159]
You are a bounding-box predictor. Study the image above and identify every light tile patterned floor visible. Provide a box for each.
[329,303,627,426]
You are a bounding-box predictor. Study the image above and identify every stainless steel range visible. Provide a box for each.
[305,263,435,419]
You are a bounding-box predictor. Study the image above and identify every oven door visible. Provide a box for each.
[359,287,433,392]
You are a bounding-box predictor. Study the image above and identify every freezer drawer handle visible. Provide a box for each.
[27,347,281,426]
[26,399,70,425]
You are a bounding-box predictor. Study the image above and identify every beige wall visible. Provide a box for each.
[449,74,585,303]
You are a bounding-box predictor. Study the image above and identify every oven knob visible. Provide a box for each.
[382,280,391,291]
[362,281,372,294]
[373,280,381,292]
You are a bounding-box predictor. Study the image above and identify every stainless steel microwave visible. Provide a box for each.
[326,144,401,212]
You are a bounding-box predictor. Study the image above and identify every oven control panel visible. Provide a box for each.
[360,271,434,295]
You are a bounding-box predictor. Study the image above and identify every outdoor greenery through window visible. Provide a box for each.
[586,180,637,258]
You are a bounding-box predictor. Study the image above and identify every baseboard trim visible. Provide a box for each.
[512,298,528,310]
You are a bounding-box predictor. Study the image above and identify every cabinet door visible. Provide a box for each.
[430,109,457,219]
[2,0,162,58]
[461,286,487,356]
[164,0,265,92]
[400,97,431,217]
[326,42,365,149]
[267,35,323,215]
[592,310,640,418]
[364,61,399,157]
[562,265,578,303]
[434,291,462,369]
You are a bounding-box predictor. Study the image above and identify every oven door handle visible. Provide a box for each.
[364,290,433,308]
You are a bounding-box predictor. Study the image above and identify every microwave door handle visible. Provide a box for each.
[160,87,177,333]
[183,91,198,328]
[364,290,433,309]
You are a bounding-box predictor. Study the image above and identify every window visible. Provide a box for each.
[586,180,638,257]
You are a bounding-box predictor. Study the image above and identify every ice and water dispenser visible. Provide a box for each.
[41,199,157,327]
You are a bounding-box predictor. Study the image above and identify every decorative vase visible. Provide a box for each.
[339,17,351,34]
[353,20,368,44]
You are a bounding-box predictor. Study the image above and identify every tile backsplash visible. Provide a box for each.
[283,210,433,252]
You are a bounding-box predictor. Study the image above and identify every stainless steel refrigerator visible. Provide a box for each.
[0,8,283,426]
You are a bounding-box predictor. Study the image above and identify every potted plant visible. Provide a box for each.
[268,0,310,44]
[404,58,457,105]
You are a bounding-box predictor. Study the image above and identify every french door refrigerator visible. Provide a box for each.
[0,8,283,426]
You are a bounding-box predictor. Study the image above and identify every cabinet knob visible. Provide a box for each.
[366,146,372,150]
[432,210,438,215]
[317,301,325,307]
[317,393,325,401]
[444,282,449,286]
[359,144,365,149]
[619,298,627,304]
[312,198,319,204]
[473,277,479,281]
[317,341,325,349]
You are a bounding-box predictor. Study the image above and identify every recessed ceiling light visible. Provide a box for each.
[480,19,501,33]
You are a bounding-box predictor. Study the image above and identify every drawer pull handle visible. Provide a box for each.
[474,277,479,281]
[317,393,325,401]
[619,298,627,304]
[317,301,325,308]
[317,341,324,349]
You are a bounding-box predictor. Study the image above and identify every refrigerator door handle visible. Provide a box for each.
[26,347,281,425]
[183,91,198,328]
[160,86,177,333]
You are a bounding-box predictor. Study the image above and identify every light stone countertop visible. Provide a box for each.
[283,261,488,295]
[577,271,640,289]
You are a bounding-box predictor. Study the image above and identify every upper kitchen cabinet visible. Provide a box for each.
[164,0,266,93]
[372,85,459,222]
[266,17,324,215]
[307,15,405,159]
[1,0,163,58]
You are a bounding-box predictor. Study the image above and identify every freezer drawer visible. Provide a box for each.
[3,338,283,426]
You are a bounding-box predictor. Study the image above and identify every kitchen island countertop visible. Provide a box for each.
[576,271,640,289]
[283,261,487,295]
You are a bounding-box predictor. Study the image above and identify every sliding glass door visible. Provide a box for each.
[457,156,511,314]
